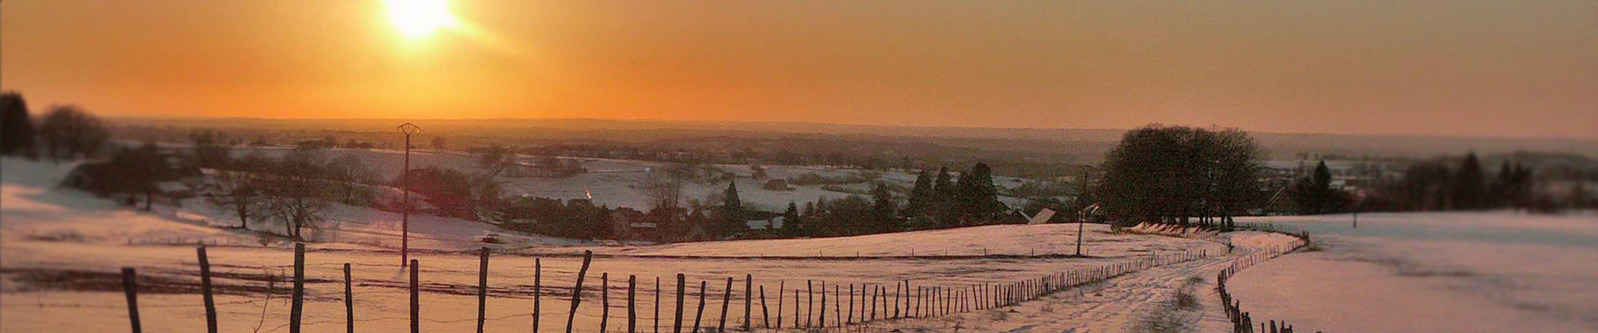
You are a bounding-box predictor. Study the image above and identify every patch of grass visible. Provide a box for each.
[986,309,1009,321]
[1172,289,1199,311]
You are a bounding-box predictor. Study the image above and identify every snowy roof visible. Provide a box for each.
[155,181,190,193]
[747,216,784,230]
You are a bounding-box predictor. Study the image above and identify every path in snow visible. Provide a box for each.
[838,231,1299,333]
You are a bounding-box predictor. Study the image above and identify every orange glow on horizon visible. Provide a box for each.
[1,0,1595,138]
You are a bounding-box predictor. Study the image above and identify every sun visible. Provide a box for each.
[386,0,457,38]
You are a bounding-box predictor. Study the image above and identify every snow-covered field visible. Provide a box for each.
[1,156,1293,332]
[1225,213,1598,332]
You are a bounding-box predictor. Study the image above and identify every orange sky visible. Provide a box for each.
[3,0,1595,138]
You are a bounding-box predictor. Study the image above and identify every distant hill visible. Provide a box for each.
[108,117,1598,162]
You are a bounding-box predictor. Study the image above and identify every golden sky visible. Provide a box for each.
[3,0,1595,138]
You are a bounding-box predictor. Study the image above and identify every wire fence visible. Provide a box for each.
[112,242,1219,333]
[1215,231,1316,333]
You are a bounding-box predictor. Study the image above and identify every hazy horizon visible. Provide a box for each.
[102,114,1598,142]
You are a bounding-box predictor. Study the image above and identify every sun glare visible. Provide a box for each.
[386,0,456,38]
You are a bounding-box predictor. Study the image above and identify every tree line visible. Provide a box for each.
[1094,125,1264,228]
[2,92,112,161]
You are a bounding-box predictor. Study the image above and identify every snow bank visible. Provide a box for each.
[1222,213,1598,332]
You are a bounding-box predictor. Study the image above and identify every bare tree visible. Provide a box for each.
[324,154,377,205]
[37,105,109,161]
[261,148,333,241]
[108,142,163,211]
[642,163,690,213]
[211,154,269,229]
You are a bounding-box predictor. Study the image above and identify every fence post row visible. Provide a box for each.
[125,231,1310,333]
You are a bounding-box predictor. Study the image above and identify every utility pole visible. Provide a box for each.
[398,122,421,267]
[1076,171,1090,257]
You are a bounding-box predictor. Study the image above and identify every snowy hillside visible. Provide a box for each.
[0,156,1291,333]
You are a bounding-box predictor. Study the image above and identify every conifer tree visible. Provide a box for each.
[719,181,744,237]
[782,202,802,236]
[931,167,957,226]
[870,182,899,232]
[0,92,35,156]
[904,169,934,219]
[1454,152,1487,210]
[952,163,1002,224]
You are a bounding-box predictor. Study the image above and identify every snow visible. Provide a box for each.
[2,156,1256,333]
[1219,213,1598,332]
[590,223,1215,258]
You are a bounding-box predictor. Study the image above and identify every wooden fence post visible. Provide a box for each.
[833,285,841,327]
[791,289,800,328]
[859,284,867,321]
[718,277,732,332]
[673,274,685,333]
[743,275,752,331]
[882,286,890,318]
[344,263,354,333]
[567,251,593,333]
[534,259,542,333]
[122,267,141,333]
[805,280,814,328]
[775,281,784,329]
[914,287,922,318]
[197,246,217,333]
[869,285,878,320]
[601,273,610,333]
[759,285,770,329]
[654,276,661,333]
[410,259,419,333]
[846,284,854,324]
[291,243,305,333]
[477,248,490,333]
[903,280,911,317]
[818,281,826,328]
[892,282,900,319]
[628,275,637,333]
[692,280,706,333]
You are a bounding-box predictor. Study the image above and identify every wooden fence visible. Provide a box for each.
[1215,235,1316,333]
[114,243,1216,332]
